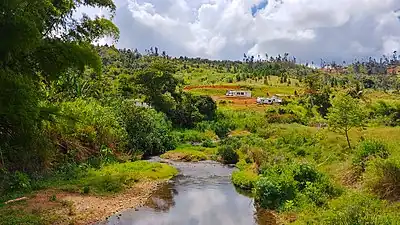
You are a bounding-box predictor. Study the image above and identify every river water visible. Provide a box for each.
[99,158,275,225]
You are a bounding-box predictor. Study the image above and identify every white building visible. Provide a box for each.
[225,90,252,97]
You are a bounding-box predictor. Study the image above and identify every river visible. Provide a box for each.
[99,157,276,225]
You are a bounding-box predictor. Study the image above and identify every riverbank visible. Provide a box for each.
[0,161,178,225]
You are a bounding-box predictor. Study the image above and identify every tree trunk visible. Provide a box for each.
[345,129,351,149]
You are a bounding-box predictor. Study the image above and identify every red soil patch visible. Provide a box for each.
[184,85,241,90]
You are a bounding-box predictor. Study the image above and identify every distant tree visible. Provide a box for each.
[327,94,365,149]
[133,60,182,113]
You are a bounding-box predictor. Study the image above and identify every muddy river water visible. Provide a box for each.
[99,158,275,225]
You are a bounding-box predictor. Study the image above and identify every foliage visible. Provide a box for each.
[133,60,181,112]
[353,139,389,171]
[369,101,400,126]
[0,0,118,174]
[327,93,365,148]
[79,161,177,194]
[173,129,217,143]
[49,99,127,161]
[167,93,217,128]
[265,106,303,124]
[0,72,53,172]
[364,157,400,201]
[161,149,208,162]
[0,208,44,225]
[217,145,239,164]
[232,170,259,190]
[120,102,176,156]
[255,163,339,210]
[295,192,400,225]
[255,172,297,210]
[201,139,216,148]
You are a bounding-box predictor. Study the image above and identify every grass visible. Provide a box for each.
[77,161,178,194]
[0,207,44,225]
[187,83,302,97]
[161,145,218,162]
[31,161,178,196]
[0,161,178,225]
[231,170,259,190]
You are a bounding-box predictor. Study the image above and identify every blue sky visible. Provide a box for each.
[251,0,268,17]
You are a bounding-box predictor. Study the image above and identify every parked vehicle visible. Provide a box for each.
[226,90,252,97]
[256,95,283,105]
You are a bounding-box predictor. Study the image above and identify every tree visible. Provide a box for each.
[167,94,217,128]
[327,94,365,149]
[120,102,176,156]
[133,60,182,113]
[0,0,119,172]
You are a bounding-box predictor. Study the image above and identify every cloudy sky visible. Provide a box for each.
[81,0,400,63]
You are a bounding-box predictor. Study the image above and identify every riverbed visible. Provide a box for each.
[99,158,276,225]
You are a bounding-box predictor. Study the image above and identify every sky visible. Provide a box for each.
[79,0,400,63]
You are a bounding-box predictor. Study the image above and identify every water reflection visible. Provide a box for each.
[100,159,276,225]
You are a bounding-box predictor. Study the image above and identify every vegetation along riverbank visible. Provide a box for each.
[2,0,400,224]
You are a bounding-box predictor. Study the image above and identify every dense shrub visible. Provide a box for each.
[265,107,303,124]
[232,170,259,190]
[255,170,297,209]
[293,164,320,190]
[196,119,236,139]
[0,72,53,172]
[167,93,217,128]
[121,102,177,156]
[173,129,216,143]
[255,163,338,210]
[295,192,400,224]
[353,139,389,171]
[369,101,400,126]
[217,145,239,164]
[364,157,400,201]
[201,139,216,148]
[276,131,318,157]
[50,99,127,161]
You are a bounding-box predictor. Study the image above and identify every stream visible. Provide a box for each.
[99,157,276,225]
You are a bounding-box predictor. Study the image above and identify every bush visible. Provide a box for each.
[232,170,259,190]
[217,146,239,164]
[8,171,31,192]
[51,99,127,161]
[293,164,320,190]
[295,192,400,224]
[201,139,216,148]
[254,172,297,210]
[121,102,177,156]
[353,139,389,171]
[370,101,400,126]
[161,149,208,162]
[167,93,216,128]
[364,157,400,201]
[255,163,339,210]
[214,121,234,139]
[174,129,216,143]
[0,72,53,173]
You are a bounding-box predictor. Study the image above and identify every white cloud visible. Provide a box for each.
[84,0,400,62]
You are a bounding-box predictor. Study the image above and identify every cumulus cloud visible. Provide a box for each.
[82,0,400,62]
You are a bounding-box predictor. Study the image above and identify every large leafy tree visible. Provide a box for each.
[133,60,182,113]
[0,0,119,172]
[1,0,119,77]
